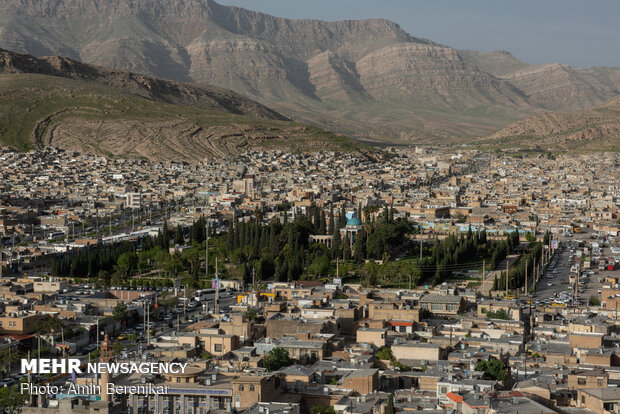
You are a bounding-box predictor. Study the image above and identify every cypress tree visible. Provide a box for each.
[339,205,346,228]
[319,210,327,235]
[343,233,351,261]
[313,206,321,234]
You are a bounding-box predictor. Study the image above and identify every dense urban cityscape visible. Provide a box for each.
[1,145,620,413]
[0,0,619,413]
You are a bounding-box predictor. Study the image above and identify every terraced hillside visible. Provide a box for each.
[0,73,364,161]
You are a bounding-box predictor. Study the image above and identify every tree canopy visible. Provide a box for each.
[263,347,293,372]
[476,359,507,381]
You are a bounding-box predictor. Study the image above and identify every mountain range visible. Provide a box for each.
[0,48,366,161]
[2,0,620,144]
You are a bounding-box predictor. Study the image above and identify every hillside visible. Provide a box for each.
[478,95,620,152]
[0,51,366,161]
[2,0,619,143]
[0,47,286,120]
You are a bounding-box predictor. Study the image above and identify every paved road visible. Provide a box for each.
[533,244,574,304]
[533,235,611,306]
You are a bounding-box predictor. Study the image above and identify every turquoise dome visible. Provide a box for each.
[346,218,362,226]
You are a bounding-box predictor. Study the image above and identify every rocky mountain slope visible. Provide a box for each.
[479,94,620,152]
[1,0,620,143]
[0,49,365,161]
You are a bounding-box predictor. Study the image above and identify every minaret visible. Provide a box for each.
[100,334,113,402]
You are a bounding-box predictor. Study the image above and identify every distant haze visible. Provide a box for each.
[219,0,620,68]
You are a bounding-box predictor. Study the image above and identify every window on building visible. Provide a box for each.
[603,403,615,411]
[214,344,222,352]
[249,385,255,391]
[598,378,604,386]
[431,303,443,311]
[578,377,586,385]
[238,385,244,391]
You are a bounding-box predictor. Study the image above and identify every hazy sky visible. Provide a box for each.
[217,0,620,68]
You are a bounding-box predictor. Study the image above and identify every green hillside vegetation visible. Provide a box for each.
[0,73,366,160]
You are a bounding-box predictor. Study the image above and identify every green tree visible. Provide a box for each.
[174,226,184,245]
[0,347,22,375]
[117,252,138,276]
[113,301,129,322]
[244,308,258,320]
[376,346,393,361]
[35,316,62,335]
[476,359,507,381]
[263,347,293,372]
[385,394,395,414]
[589,295,601,306]
[310,407,336,414]
[0,379,28,413]
[486,309,511,320]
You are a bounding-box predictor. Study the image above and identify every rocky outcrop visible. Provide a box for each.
[482,95,620,151]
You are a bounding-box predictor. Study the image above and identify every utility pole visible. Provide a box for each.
[525,259,528,296]
[419,225,423,260]
[336,257,339,278]
[205,224,209,281]
[505,260,509,296]
[96,316,99,350]
[147,298,150,346]
[215,257,220,314]
[482,260,486,295]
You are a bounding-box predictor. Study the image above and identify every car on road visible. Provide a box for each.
[0,378,16,387]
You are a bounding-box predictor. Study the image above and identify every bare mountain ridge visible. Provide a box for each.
[2,0,620,142]
[460,50,620,111]
[481,94,620,152]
